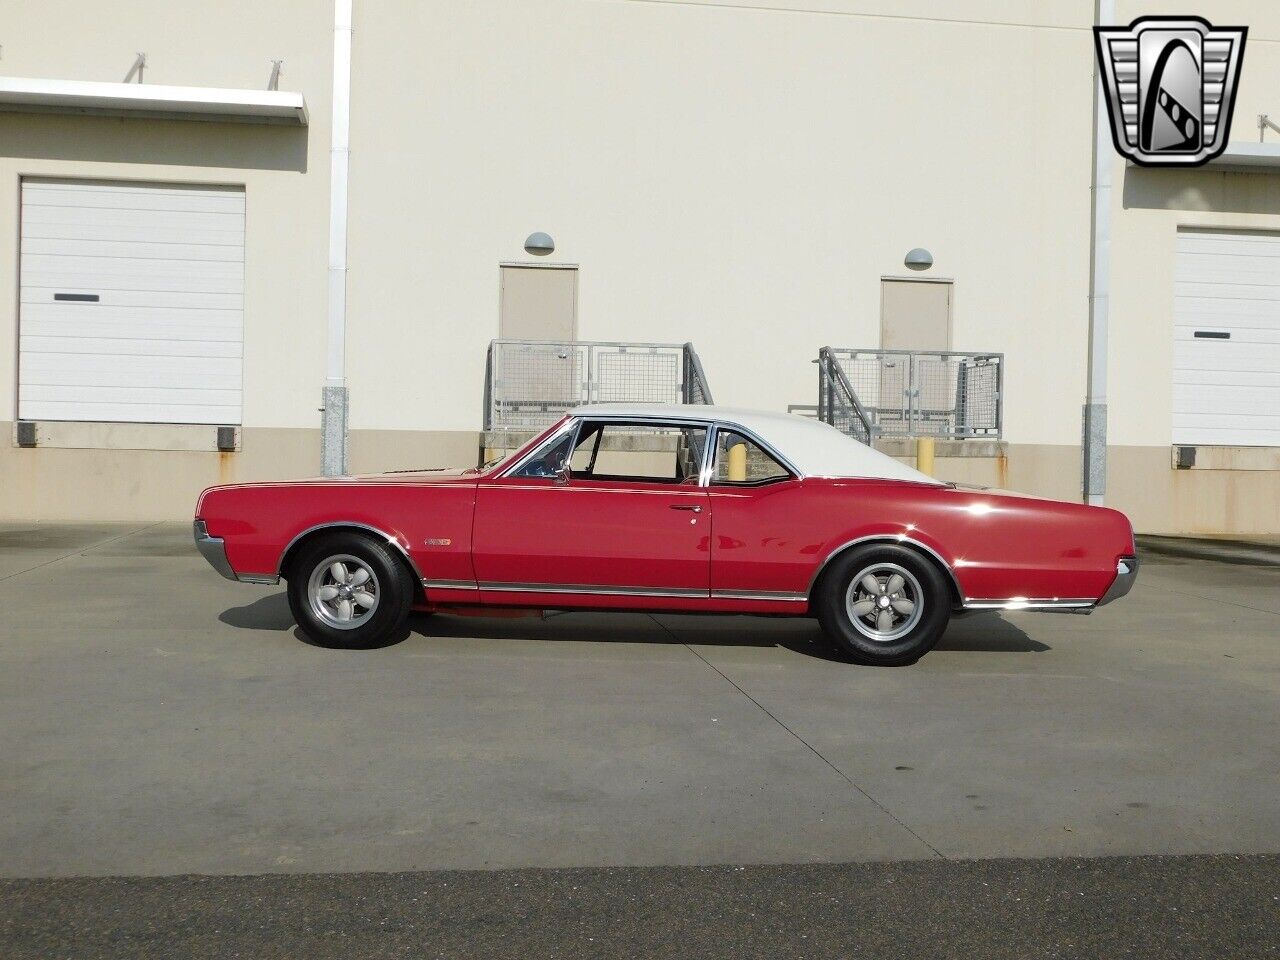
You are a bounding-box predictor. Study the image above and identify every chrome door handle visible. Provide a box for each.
[670,504,702,513]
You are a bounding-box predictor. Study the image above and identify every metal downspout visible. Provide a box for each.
[321,0,353,476]
[1084,0,1114,505]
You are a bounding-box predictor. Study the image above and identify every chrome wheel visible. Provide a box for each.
[307,554,380,631]
[844,562,923,643]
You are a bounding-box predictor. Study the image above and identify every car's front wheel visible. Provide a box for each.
[286,531,414,648]
[814,544,952,665]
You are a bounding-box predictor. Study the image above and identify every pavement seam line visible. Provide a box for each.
[649,613,946,860]
[0,522,164,584]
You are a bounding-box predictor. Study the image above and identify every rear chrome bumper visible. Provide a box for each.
[1097,555,1138,606]
[193,519,238,581]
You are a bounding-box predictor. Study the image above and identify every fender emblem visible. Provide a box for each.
[423,538,452,546]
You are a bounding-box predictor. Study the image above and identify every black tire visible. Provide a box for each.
[286,531,414,649]
[814,544,951,666]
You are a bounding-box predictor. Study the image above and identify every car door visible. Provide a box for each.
[472,418,711,600]
[705,427,812,600]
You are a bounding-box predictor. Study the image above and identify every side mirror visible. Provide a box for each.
[553,460,571,485]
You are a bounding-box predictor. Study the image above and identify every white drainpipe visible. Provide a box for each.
[321,0,353,476]
[1084,0,1114,506]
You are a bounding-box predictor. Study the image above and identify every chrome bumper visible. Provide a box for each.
[193,520,238,581]
[1097,555,1138,606]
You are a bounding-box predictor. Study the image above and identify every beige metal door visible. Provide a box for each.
[499,265,578,341]
[880,279,952,350]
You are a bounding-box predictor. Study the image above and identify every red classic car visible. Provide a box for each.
[194,405,1137,665]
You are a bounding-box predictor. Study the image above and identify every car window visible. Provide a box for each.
[711,430,792,486]
[510,430,576,479]
[568,421,707,484]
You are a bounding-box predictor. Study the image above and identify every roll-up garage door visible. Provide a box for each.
[18,178,245,425]
[1173,228,1280,447]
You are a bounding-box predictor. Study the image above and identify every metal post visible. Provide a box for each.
[321,0,353,476]
[1084,0,1114,505]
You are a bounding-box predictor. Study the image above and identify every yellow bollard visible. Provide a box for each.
[915,436,935,477]
[728,442,748,482]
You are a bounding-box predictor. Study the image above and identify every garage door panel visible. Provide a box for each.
[21,238,245,262]
[23,182,244,214]
[1177,234,1280,257]
[18,179,244,425]
[22,220,245,247]
[21,335,242,359]
[1174,229,1280,447]
[21,204,244,233]
[18,400,239,425]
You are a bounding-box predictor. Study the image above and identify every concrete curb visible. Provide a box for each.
[1137,534,1280,567]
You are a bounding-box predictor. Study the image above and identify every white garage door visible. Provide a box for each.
[18,178,244,425]
[1173,228,1280,447]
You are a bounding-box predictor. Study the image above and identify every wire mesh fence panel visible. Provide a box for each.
[487,340,713,433]
[817,348,1002,441]
[592,346,682,404]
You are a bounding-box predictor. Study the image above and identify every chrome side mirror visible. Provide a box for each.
[554,461,571,485]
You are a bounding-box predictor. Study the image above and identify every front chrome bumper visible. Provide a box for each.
[193,520,238,581]
[1097,555,1138,606]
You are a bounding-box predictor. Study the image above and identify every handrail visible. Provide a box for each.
[817,346,874,444]
[682,342,715,405]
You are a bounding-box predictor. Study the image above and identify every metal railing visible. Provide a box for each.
[817,347,1003,442]
[484,339,714,432]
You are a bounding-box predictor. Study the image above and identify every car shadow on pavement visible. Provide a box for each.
[218,594,1047,657]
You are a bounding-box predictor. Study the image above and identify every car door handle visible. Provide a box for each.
[670,504,702,513]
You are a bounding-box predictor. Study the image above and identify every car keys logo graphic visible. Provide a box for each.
[1094,16,1246,166]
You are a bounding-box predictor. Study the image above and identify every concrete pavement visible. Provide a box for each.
[1,522,1277,878]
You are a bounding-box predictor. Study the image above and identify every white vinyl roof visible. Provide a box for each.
[569,404,942,484]
[0,76,308,125]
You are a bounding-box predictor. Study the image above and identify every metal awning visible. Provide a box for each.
[1206,142,1280,171]
[0,76,308,125]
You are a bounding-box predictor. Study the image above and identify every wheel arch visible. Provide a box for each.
[278,522,425,599]
[808,535,964,608]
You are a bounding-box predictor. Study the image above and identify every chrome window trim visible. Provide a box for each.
[704,422,800,487]
[498,413,803,487]
[276,521,423,581]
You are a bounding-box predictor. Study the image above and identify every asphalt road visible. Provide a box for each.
[4,855,1278,959]
[1,523,1277,956]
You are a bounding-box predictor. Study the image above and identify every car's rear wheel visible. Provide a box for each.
[814,544,951,665]
[286,532,413,648]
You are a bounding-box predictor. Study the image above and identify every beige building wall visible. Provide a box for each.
[0,0,1277,530]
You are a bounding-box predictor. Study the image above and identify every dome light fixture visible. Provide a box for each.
[904,247,934,270]
[524,232,555,256]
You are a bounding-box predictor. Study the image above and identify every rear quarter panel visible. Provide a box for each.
[195,480,477,583]
[731,479,1133,603]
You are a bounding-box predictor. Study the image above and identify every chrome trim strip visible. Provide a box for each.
[276,521,423,580]
[193,520,238,581]
[961,598,1095,611]
[478,581,708,598]
[807,534,964,601]
[237,574,281,585]
[710,589,807,602]
[422,578,480,590]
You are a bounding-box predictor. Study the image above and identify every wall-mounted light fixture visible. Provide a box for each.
[904,247,934,270]
[524,232,555,256]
